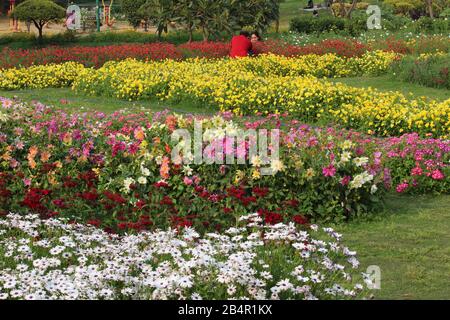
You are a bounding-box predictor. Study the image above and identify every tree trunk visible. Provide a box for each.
[345,0,358,19]
[426,0,434,18]
[188,22,193,42]
[38,27,43,42]
[339,0,345,17]
[275,18,280,34]
[32,20,44,43]
[202,25,208,42]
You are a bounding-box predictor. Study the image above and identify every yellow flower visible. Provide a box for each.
[305,168,316,180]
[252,169,261,180]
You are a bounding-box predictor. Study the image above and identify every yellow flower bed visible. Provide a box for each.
[1,52,448,138]
[0,62,84,90]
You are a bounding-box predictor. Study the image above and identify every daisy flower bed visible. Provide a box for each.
[0,212,372,300]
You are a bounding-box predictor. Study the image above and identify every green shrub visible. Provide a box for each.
[412,16,450,33]
[290,14,367,36]
[390,53,450,89]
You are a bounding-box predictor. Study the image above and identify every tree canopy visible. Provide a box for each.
[122,0,281,41]
[12,0,66,41]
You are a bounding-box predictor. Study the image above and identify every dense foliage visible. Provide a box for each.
[390,52,450,89]
[12,0,66,41]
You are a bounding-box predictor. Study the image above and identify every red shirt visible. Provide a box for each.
[230,35,252,58]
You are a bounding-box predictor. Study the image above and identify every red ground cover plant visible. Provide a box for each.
[2,37,435,69]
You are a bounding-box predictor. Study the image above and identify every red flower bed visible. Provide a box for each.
[254,39,369,58]
[0,39,375,69]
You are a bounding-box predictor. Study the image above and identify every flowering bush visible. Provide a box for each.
[0,98,448,233]
[0,213,372,300]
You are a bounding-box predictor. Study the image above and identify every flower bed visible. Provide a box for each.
[0,213,371,300]
[0,39,376,69]
[70,56,447,139]
[8,52,444,140]
[2,36,447,70]
[0,51,398,91]
[0,98,448,233]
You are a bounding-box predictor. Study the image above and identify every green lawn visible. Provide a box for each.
[1,75,448,116]
[336,195,450,300]
[332,76,450,102]
[0,88,213,114]
[278,0,308,31]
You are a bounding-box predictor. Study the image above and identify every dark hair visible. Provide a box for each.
[251,31,261,40]
[239,31,250,37]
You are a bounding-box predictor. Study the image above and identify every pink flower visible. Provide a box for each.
[183,177,193,185]
[411,166,423,176]
[396,182,409,193]
[431,169,444,181]
[340,176,351,186]
[193,175,201,185]
[322,164,336,177]
[23,178,31,187]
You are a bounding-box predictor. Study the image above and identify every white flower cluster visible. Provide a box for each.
[0,213,370,300]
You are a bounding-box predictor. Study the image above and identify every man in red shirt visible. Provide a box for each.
[230,31,252,58]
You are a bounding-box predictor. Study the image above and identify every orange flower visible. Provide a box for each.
[134,127,145,141]
[48,173,58,186]
[165,115,178,132]
[62,133,72,145]
[40,151,51,163]
[27,146,38,169]
[160,156,170,180]
[1,152,11,161]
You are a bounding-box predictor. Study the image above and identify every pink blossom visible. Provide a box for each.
[411,166,423,176]
[23,178,31,187]
[183,177,193,186]
[431,170,445,181]
[340,176,351,186]
[396,182,409,193]
[322,164,336,177]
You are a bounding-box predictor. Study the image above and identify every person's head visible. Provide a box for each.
[251,31,261,43]
[239,31,250,38]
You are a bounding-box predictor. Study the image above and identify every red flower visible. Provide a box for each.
[293,215,308,225]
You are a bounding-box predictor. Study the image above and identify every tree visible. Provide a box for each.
[122,0,147,30]
[139,0,177,39]
[335,0,358,18]
[12,0,65,42]
[425,0,434,17]
[274,0,285,34]
[229,0,281,35]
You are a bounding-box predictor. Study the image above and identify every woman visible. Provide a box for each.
[230,31,252,58]
[251,31,261,44]
[249,31,262,56]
